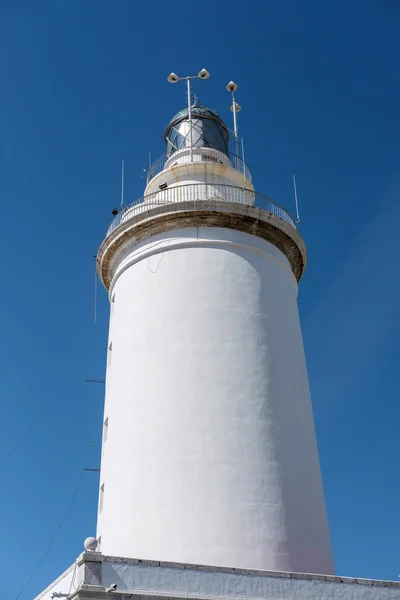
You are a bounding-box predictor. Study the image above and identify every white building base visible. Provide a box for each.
[35,553,400,600]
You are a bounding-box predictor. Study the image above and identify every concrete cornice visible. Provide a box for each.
[97,201,307,290]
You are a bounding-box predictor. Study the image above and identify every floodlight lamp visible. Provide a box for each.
[226,81,238,92]
[230,102,242,113]
[198,68,210,80]
[167,72,179,83]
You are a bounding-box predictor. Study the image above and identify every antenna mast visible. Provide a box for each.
[292,174,300,223]
[121,160,125,208]
[226,81,241,159]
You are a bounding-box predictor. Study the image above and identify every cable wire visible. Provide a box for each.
[14,470,85,599]
[0,360,84,471]
[12,257,101,597]
[68,559,78,594]
[1,254,99,472]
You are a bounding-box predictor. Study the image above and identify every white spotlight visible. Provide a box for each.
[198,68,210,80]
[167,72,179,83]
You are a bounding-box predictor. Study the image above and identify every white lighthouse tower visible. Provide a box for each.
[94,74,334,577]
[35,74,400,600]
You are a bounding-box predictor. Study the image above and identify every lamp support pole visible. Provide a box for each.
[167,69,210,162]
[168,71,210,163]
[231,92,239,158]
[187,78,193,162]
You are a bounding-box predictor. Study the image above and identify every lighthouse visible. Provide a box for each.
[35,74,400,600]
[94,75,334,576]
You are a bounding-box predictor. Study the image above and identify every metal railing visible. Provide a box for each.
[106,183,296,236]
[146,150,252,183]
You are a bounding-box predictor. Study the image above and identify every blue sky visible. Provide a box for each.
[1,0,400,596]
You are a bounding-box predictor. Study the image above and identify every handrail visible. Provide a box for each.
[107,183,296,236]
[146,150,252,184]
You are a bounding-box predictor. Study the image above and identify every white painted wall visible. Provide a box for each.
[97,226,334,575]
[101,560,400,600]
[35,555,400,600]
[144,148,254,198]
[33,564,78,600]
